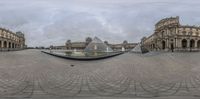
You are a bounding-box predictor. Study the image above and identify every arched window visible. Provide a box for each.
[182,31,186,35]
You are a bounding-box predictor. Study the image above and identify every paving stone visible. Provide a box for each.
[0,49,200,99]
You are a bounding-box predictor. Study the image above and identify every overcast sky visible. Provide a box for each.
[0,0,200,47]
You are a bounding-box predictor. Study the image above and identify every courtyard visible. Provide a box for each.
[0,49,200,99]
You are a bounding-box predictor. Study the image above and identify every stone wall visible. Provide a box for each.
[142,16,200,52]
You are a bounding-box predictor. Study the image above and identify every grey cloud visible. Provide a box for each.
[0,0,200,47]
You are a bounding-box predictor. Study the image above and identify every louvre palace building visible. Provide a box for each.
[0,28,26,51]
[142,16,200,52]
[51,37,137,51]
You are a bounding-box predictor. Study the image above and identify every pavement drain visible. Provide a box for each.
[70,64,74,67]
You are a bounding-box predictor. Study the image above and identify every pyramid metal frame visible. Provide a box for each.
[84,37,113,52]
[131,43,149,53]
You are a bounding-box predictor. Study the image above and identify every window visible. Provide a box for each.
[196,32,199,36]
[182,31,186,35]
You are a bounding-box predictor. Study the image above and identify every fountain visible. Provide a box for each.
[73,49,77,52]
[122,47,125,52]
[106,47,109,52]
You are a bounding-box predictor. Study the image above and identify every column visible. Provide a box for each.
[195,40,198,51]
[177,38,179,48]
[176,27,178,34]
[177,38,181,49]
[175,38,177,50]
[167,39,169,50]
[166,39,168,49]
[187,39,190,51]
[12,43,13,48]
[195,40,198,48]
[1,41,4,48]
[7,42,9,48]
[198,40,200,51]
[166,29,168,35]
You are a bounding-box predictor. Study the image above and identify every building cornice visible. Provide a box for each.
[0,28,25,39]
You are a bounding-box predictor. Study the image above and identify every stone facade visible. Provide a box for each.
[142,16,200,52]
[109,41,137,51]
[0,28,26,51]
[51,37,137,51]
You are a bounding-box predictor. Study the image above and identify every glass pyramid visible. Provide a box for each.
[84,37,113,52]
[131,43,149,53]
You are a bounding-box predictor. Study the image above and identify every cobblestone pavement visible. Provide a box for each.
[0,49,200,99]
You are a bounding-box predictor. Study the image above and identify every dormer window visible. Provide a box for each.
[182,31,186,35]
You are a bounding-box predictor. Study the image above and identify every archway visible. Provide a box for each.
[4,41,7,48]
[190,39,195,48]
[12,43,14,48]
[162,41,166,50]
[171,43,174,52]
[182,39,187,48]
[153,44,155,49]
[8,42,11,48]
[197,40,200,48]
